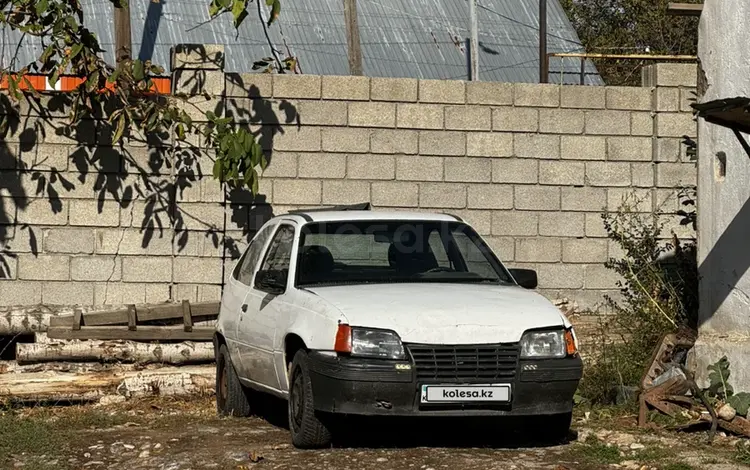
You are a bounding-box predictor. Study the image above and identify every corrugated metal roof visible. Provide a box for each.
[0,0,602,85]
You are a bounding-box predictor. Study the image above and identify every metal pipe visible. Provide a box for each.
[549,52,696,60]
[469,0,478,80]
[539,0,548,83]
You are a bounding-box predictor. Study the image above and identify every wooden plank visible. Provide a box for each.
[72,308,83,331]
[127,304,137,331]
[47,326,215,341]
[667,3,703,16]
[182,300,193,333]
[49,302,220,328]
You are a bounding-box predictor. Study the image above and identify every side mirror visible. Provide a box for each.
[255,269,287,295]
[509,268,538,289]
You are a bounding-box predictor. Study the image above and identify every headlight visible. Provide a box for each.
[520,330,566,358]
[334,325,406,360]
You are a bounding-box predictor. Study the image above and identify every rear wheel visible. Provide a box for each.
[216,344,252,417]
[288,350,332,448]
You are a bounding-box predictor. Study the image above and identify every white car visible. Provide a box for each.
[214,204,582,448]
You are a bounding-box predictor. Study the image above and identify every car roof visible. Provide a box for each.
[274,210,463,224]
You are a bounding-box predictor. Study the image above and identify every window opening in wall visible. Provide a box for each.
[715,151,726,181]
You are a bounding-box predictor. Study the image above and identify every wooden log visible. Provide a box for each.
[0,365,215,402]
[47,326,214,341]
[49,302,220,328]
[0,360,139,374]
[15,340,215,365]
[0,311,51,334]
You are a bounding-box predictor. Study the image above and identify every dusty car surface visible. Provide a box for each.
[214,204,583,448]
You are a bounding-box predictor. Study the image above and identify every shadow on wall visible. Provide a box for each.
[0,62,299,298]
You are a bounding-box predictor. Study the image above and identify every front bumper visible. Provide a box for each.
[307,351,583,417]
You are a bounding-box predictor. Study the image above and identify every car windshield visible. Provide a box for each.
[295,220,513,287]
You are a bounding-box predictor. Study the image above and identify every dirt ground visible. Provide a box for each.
[2,395,750,470]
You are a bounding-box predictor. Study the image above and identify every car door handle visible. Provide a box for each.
[241,304,248,313]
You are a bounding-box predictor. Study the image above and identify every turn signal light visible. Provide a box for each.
[564,328,577,356]
[334,324,352,353]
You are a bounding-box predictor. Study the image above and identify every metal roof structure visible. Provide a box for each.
[1,0,602,85]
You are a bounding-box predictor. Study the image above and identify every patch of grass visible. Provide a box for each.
[735,441,750,465]
[0,413,63,459]
[563,436,623,466]
[633,446,672,463]
[661,463,695,470]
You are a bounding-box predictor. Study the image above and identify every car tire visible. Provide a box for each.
[540,412,573,443]
[216,343,252,417]
[288,349,332,449]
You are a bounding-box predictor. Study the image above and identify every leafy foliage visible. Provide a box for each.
[727,393,750,418]
[707,356,733,400]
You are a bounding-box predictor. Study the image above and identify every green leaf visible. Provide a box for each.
[727,392,750,417]
[70,43,83,60]
[707,356,734,399]
[259,146,268,170]
[251,168,259,195]
[205,110,217,121]
[40,45,54,64]
[265,0,273,5]
[212,159,223,180]
[267,0,280,26]
[231,0,247,27]
[65,15,77,30]
[132,59,145,81]
[112,114,126,144]
[85,70,99,92]
[107,67,121,84]
[49,68,60,87]
[35,0,48,16]
[250,140,261,167]
[177,123,185,140]
[209,1,220,17]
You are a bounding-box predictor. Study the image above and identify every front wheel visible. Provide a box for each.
[539,412,573,444]
[216,343,252,417]
[288,350,332,448]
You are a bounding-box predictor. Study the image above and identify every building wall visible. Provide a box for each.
[0,48,698,311]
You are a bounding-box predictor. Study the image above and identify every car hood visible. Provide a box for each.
[304,283,567,344]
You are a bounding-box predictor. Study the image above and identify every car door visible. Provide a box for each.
[235,223,296,390]
[220,223,277,371]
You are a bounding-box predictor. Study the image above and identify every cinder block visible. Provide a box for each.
[173,257,223,284]
[371,182,419,207]
[273,179,322,205]
[493,108,538,132]
[538,212,584,237]
[608,239,627,260]
[371,129,419,155]
[585,264,621,289]
[585,213,608,238]
[96,228,173,256]
[419,183,466,209]
[536,264,584,289]
[322,128,370,153]
[173,70,224,96]
[42,281,94,305]
[655,87,680,112]
[122,257,173,283]
[93,282,146,306]
[562,239,608,263]
[681,88,697,112]
[585,110,631,135]
[561,136,606,161]
[561,187,607,212]
[662,214,697,240]
[445,158,491,183]
[539,109,585,134]
[396,104,444,129]
[419,131,466,156]
[607,188,653,212]
[445,106,491,131]
[322,180,371,205]
[172,284,198,303]
[0,143,19,170]
[514,83,560,107]
[492,159,538,184]
[71,256,121,281]
[396,156,443,182]
[653,63,698,87]
[631,112,654,137]
[418,79,465,104]
[225,72,272,98]
[539,160,585,185]
[491,211,538,236]
[466,82,513,106]
[22,144,71,171]
[467,133,513,157]
[514,186,560,210]
[17,199,69,226]
[561,86,606,109]
[174,202,225,230]
[467,185,513,209]
[298,154,346,179]
[585,162,631,187]
[348,155,396,180]
[349,102,397,128]
[197,284,221,302]
[322,75,370,100]
[44,228,94,254]
[371,77,418,102]
[273,74,321,99]
[0,280,42,305]
[263,153,298,178]
[0,256,16,279]
[18,254,70,281]
[69,199,119,227]
[654,138,682,162]
[515,238,561,262]
[514,134,560,159]
[451,209,491,235]
[655,188,680,213]
[607,137,652,161]
[606,87,652,111]
[174,96,222,121]
[632,162,655,187]
[274,127,322,152]
[171,44,224,70]
[655,162,697,187]
[296,100,348,126]
[485,237,514,261]
[656,113,697,138]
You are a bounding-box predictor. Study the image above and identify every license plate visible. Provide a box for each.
[420,384,511,403]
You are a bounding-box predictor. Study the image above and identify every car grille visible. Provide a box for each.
[406,343,519,382]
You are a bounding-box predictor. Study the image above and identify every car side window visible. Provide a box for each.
[260,225,295,274]
[234,224,276,285]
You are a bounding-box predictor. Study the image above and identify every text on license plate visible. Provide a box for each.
[420,384,511,403]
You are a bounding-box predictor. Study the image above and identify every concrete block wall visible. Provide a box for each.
[0,47,697,312]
